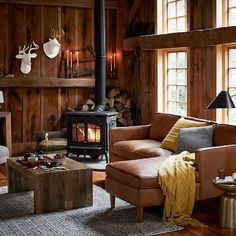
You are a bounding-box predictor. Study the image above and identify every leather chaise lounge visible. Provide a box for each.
[105,112,236,222]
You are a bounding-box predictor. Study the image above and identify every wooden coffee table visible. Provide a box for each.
[7,157,93,214]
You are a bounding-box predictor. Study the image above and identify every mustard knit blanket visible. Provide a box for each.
[158,151,207,228]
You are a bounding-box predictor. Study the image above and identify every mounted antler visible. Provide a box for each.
[44,28,64,59]
[28,41,39,54]
[50,28,65,41]
[16,41,39,75]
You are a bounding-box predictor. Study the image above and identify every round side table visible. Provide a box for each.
[213,179,236,229]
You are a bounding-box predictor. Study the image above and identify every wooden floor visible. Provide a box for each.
[1,164,236,236]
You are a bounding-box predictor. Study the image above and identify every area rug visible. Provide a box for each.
[0,186,183,236]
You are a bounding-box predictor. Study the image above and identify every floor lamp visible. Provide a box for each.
[207,91,235,109]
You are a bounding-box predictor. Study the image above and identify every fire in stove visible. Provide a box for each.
[72,123,101,143]
[88,124,101,142]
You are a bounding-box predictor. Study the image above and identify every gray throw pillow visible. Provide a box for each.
[176,125,215,154]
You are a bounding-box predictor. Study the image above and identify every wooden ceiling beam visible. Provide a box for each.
[123,26,236,50]
[0,0,120,9]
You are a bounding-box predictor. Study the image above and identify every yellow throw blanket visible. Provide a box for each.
[158,151,207,228]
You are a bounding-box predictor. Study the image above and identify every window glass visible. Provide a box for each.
[167,51,187,115]
[228,48,236,124]
[167,0,187,33]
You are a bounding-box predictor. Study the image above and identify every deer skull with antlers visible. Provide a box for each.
[43,28,65,58]
[16,41,39,75]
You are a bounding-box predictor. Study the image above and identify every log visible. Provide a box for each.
[108,88,120,98]
[118,117,128,126]
[106,98,114,108]
[114,101,124,111]
[125,99,131,109]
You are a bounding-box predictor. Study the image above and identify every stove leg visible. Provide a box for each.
[105,152,108,163]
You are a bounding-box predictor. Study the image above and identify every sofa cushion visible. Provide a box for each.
[112,139,173,160]
[160,117,207,152]
[106,157,170,188]
[149,113,180,141]
[176,125,215,154]
[213,124,236,146]
[106,157,200,189]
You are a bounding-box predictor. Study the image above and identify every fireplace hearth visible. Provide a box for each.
[66,111,117,163]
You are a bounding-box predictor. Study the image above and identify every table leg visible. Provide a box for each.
[8,165,33,193]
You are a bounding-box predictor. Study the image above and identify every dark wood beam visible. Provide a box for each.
[0,78,120,88]
[123,26,236,50]
[0,0,120,9]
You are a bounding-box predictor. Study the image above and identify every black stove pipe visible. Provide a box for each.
[94,0,106,112]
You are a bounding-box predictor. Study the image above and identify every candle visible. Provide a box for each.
[70,52,73,68]
[66,50,69,66]
[45,133,48,147]
[110,55,113,72]
[76,51,79,68]
[113,53,116,71]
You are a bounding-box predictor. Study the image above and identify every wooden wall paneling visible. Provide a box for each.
[83,8,93,73]
[9,4,26,78]
[74,8,83,74]
[59,88,67,128]
[24,5,41,78]
[61,6,78,77]
[0,4,6,74]
[22,88,41,142]
[117,0,131,91]
[41,6,59,78]
[0,0,121,9]
[8,88,23,143]
[42,88,58,131]
[189,0,216,30]
[139,51,155,124]
[106,9,117,79]
[189,47,216,120]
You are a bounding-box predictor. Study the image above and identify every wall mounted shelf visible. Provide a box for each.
[0,78,120,88]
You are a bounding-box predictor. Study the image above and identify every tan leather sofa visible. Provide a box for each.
[105,112,236,222]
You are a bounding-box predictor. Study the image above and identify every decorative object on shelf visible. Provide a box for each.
[43,28,65,59]
[108,52,117,79]
[15,41,39,75]
[64,47,95,78]
[0,90,4,111]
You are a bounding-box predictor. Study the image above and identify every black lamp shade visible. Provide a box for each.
[207,91,236,109]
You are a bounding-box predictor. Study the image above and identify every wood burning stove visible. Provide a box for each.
[66,111,117,163]
[66,0,117,163]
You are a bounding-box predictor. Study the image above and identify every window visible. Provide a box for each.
[156,0,188,115]
[228,0,236,26]
[166,0,187,33]
[166,51,187,115]
[216,1,236,123]
[228,48,236,124]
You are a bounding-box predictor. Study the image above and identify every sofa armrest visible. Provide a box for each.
[195,144,236,200]
[109,125,151,146]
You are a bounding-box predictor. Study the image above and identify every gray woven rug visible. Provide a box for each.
[0,186,183,236]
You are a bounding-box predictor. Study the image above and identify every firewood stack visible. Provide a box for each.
[76,88,133,127]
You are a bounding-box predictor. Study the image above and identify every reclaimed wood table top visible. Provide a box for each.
[7,156,91,177]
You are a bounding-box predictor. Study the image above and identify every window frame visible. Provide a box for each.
[158,48,188,116]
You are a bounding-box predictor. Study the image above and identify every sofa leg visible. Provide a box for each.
[136,207,144,223]
[110,194,115,208]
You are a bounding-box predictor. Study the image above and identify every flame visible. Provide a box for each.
[88,128,100,142]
